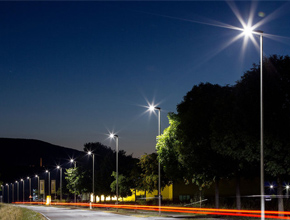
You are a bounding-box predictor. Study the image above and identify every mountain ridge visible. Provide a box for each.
[0,138,85,183]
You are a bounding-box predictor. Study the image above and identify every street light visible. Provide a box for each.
[57,166,62,201]
[286,185,289,199]
[15,181,19,202]
[110,133,119,205]
[46,170,50,196]
[11,183,14,203]
[88,151,95,204]
[21,179,24,202]
[6,184,9,203]
[35,175,39,201]
[70,159,77,203]
[27,177,31,202]
[148,104,162,215]
[242,27,264,220]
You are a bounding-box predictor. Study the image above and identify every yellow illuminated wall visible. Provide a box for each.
[119,184,173,202]
[94,184,173,203]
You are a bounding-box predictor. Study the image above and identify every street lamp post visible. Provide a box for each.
[110,134,119,205]
[258,31,264,220]
[6,184,9,203]
[15,181,19,202]
[46,170,50,196]
[243,28,264,220]
[149,105,161,215]
[27,177,31,202]
[57,166,62,201]
[88,151,95,205]
[35,175,39,201]
[11,183,14,203]
[70,159,77,203]
[21,179,24,202]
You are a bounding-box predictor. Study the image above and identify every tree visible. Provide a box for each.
[110,171,132,199]
[137,153,170,194]
[65,167,86,197]
[80,142,139,200]
[83,142,115,199]
[176,83,234,208]
[156,112,184,181]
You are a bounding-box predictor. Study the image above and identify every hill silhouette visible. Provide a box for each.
[0,138,85,183]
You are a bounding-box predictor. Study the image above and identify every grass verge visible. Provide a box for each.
[0,204,46,220]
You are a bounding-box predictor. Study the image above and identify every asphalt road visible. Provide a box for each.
[17,205,177,220]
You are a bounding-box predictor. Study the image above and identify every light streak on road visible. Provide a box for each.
[14,202,290,219]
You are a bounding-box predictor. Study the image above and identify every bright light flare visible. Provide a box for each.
[149,105,155,112]
[88,151,92,155]
[57,165,60,169]
[243,25,254,37]
[70,159,74,163]
[109,133,115,138]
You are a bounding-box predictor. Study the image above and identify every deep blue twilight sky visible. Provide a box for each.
[1,1,290,158]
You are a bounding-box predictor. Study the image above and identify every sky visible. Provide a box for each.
[1,1,290,158]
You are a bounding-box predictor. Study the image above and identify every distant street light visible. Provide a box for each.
[35,175,39,201]
[148,104,162,215]
[110,133,119,205]
[88,151,95,204]
[57,166,63,201]
[11,183,14,203]
[70,159,77,203]
[46,170,50,196]
[15,181,19,202]
[6,184,9,203]
[27,177,31,202]
[21,179,24,202]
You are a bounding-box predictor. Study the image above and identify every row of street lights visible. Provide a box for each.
[1,165,68,203]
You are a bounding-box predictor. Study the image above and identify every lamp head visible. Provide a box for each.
[88,151,92,155]
[70,159,74,163]
[243,25,254,37]
[57,165,60,169]
[149,105,155,112]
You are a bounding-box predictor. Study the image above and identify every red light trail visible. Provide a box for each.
[14,202,290,219]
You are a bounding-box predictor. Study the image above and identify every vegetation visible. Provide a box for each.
[157,55,290,210]
[65,142,138,200]
[0,204,45,220]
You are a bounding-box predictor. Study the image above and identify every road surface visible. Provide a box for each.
[17,205,177,220]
